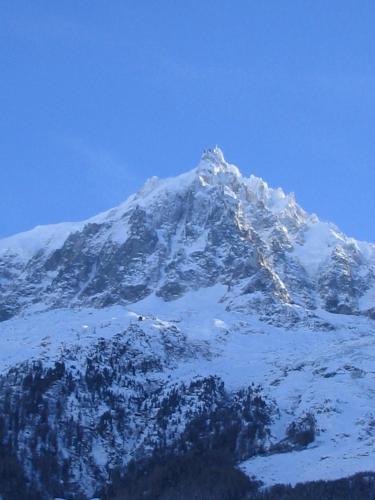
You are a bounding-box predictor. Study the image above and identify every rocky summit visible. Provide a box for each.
[1,148,375,499]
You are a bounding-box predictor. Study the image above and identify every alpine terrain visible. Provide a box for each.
[1,147,375,499]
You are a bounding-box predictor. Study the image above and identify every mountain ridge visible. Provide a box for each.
[1,147,375,323]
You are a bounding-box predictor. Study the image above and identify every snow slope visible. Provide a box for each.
[1,286,375,490]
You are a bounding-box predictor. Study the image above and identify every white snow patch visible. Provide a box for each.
[214,319,228,329]
[293,220,344,275]
[359,284,375,311]
[0,222,81,260]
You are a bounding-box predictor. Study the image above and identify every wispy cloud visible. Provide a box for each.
[66,137,132,180]
[61,136,140,206]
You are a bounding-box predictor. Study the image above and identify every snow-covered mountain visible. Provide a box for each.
[1,147,375,499]
[2,146,375,324]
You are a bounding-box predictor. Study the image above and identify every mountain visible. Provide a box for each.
[2,146,375,324]
[1,147,375,499]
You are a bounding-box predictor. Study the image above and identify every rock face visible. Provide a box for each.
[1,147,375,499]
[1,146,375,322]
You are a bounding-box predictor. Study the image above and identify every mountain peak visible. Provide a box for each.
[197,146,241,179]
[200,146,225,164]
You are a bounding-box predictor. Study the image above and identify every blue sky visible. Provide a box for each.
[1,1,375,241]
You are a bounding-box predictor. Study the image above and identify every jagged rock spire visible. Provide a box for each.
[200,146,225,164]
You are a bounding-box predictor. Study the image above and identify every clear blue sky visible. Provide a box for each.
[1,1,375,241]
